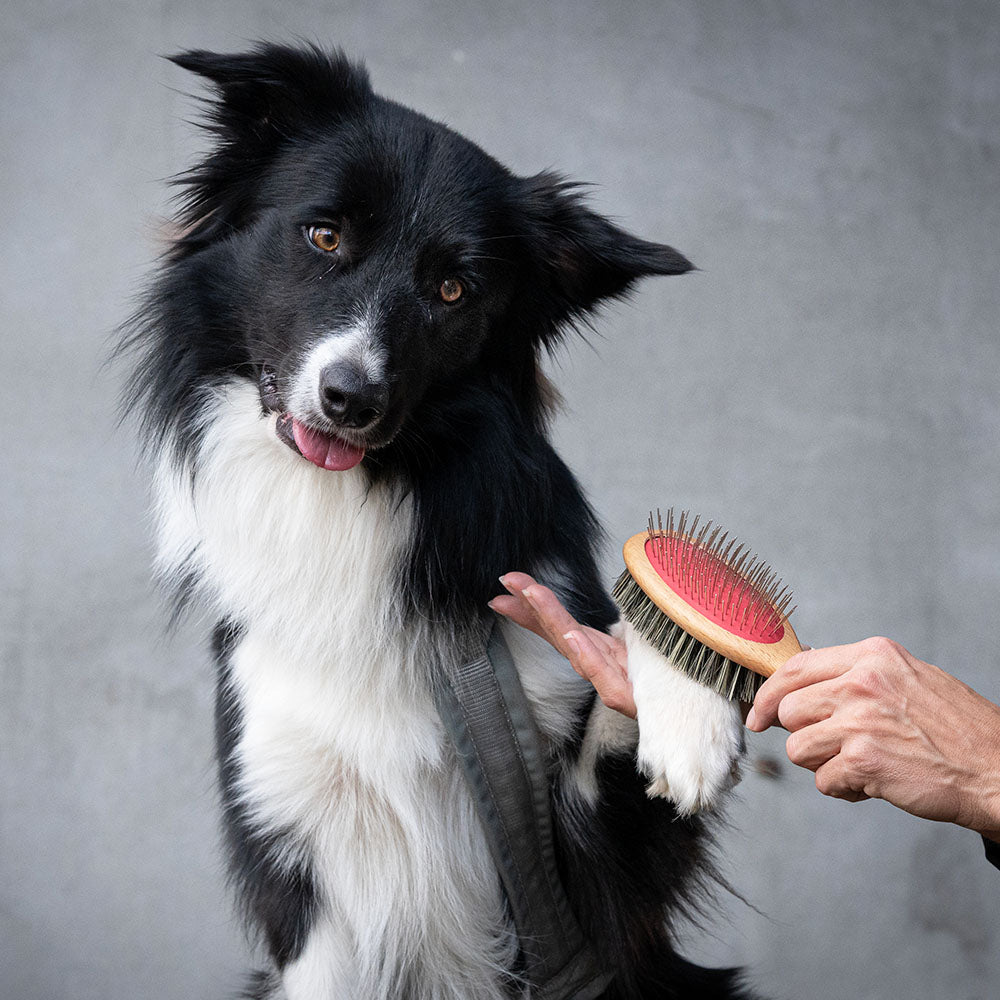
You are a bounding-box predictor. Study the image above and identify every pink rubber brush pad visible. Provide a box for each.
[644,537,784,643]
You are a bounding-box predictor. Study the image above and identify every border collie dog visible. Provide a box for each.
[124,43,751,1000]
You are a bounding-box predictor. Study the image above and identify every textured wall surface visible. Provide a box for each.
[2,2,999,998]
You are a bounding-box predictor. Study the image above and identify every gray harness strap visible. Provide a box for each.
[435,621,613,1000]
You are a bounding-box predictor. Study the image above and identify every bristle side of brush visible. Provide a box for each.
[621,513,804,681]
[612,569,764,702]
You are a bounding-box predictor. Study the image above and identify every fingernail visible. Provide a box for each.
[563,631,580,653]
[745,706,759,730]
[522,586,539,605]
[487,599,499,611]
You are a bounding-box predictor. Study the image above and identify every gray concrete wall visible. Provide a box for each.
[3,2,998,997]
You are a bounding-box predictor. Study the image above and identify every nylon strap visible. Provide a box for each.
[434,621,613,1000]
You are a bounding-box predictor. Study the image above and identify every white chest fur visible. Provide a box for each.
[154,382,521,998]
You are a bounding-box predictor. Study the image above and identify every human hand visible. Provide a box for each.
[489,573,636,718]
[746,637,1000,839]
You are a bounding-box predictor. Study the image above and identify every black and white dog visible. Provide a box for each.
[124,43,751,999]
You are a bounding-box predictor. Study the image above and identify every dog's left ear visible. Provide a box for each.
[523,173,693,319]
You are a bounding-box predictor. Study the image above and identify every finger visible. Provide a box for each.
[814,755,871,802]
[491,573,548,637]
[784,719,842,772]
[565,630,637,718]
[488,594,544,636]
[564,629,628,683]
[775,676,845,732]
[494,576,588,664]
[576,625,629,664]
[748,643,861,731]
[498,571,539,595]
[519,583,585,652]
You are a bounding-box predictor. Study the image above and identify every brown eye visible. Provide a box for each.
[439,278,463,303]
[307,226,341,252]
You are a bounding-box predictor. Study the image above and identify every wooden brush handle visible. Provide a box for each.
[623,532,803,678]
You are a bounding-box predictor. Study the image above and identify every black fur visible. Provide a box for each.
[124,42,756,999]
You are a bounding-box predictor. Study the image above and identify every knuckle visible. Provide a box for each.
[845,663,883,699]
[815,769,837,796]
[781,656,801,678]
[785,730,808,765]
[776,690,806,730]
[842,735,880,777]
[862,635,901,660]
[782,650,808,678]
[775,692,795,728]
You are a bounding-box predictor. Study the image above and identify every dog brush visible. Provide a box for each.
[612,509,803,702]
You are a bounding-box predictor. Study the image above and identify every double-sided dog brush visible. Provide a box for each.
[612,509,803,702]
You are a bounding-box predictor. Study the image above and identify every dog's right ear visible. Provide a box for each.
[167,43,371,252]
[169,43,371,138]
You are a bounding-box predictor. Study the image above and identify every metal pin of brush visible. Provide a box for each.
[613,508,802,702]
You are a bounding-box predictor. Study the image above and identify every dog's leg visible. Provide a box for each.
[281,908,361,1000]
[572,696,640,806]
[618,621,744,815]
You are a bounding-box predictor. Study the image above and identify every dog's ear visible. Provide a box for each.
[170,43,371,136]
[522,172,693,326]
[166,44,371,253]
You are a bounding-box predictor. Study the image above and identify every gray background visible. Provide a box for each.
[3,1,999,998]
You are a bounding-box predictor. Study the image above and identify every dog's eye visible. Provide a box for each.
[306,226,341,253]
[439,278,463,303]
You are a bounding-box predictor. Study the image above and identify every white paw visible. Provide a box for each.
[616,621,745,815]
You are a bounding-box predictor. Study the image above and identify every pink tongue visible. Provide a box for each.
[291,419,365,471]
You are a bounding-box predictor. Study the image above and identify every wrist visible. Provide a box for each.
[965,778,1000,840]
[960,692,1000,839]
[965,778,1000,842]
[965,771,1000,838]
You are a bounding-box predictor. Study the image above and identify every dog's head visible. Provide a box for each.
[167,44,692,470]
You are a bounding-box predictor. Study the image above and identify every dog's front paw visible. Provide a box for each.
[636,691,743,814]
[616,621,744,815]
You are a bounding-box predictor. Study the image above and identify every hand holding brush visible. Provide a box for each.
[495,507,804,721]
[493,510,1000,843]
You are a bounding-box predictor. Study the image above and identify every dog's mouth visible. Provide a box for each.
[261,368,366,472]
[281,414,366,471]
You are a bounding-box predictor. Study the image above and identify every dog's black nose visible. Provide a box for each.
[318,361,387,430]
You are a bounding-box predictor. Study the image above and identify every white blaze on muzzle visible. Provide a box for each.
[289,317,389,425]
